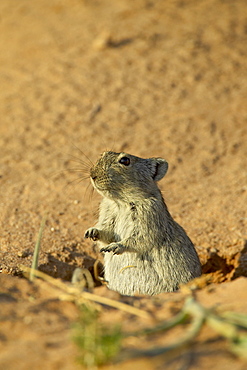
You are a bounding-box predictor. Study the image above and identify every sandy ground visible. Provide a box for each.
[0,0,247,369]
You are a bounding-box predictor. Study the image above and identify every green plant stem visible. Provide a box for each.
[124,310,188,338]
[30,214,47,282]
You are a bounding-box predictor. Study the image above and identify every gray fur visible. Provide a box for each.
[85,151,201,296]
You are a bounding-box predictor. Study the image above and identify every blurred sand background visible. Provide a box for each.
[0,1,247,369]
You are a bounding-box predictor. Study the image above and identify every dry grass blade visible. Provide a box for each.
[220,312,247,329]
[21,266,151,319]
[118,297,247,362]
[30,214,47,282]
[119,299,204,361]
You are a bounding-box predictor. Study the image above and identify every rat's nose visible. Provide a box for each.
[90,169,97,180]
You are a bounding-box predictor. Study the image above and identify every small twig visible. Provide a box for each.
[71,267,95,291]
[119,265,137,274]
[93,259,106,283]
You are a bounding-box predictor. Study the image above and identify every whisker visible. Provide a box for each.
[66,168,90,173]
[66,155,92,168]
[48,169,66,178]
[88,184,95,204]
[83,182,96,214]
[71,143,94,166]
[49,168,90,179]
[65,176,90,187]
[84,181,93,201]
[65,162,91,173]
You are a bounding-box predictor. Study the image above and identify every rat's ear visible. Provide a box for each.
[150,158,168,181]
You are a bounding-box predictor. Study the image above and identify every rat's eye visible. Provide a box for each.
[119,156,130,166]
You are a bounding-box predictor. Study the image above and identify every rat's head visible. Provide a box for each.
[90,151,168,201]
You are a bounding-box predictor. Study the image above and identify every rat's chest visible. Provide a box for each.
[113,206,135,239]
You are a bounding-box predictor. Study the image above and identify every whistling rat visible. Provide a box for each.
[84,151,201,296]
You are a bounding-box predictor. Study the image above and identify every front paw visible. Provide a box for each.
[100,243,125,255]
[84,227,100,241]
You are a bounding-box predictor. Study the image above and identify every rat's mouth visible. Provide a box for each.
[90,177,105,191]
[90,176,97,186]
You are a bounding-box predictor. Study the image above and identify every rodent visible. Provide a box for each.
[84,151,201,296]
